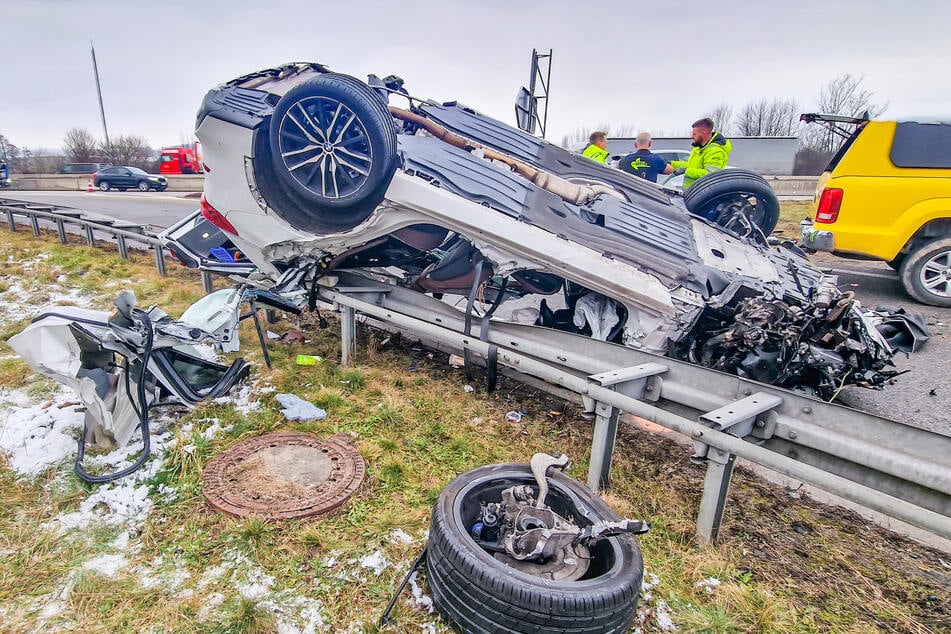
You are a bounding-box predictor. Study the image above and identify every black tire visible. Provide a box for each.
[98,181,111,192]
[684,169,781,236]
[886,253,906,271]
[427,463,643,634]
[263,73,399,234]
[899,238,951,307]
[137,181,150,192]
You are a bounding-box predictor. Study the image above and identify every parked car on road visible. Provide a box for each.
[800,113,951,306]
[93,166,167,192]
[176,62,898,399]
[58,162,111,175]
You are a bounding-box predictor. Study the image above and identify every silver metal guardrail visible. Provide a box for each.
[0,198,215,293]
[320,274,951,542]
[3,198,948,543]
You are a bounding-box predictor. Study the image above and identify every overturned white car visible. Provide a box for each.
[159,61,899,400]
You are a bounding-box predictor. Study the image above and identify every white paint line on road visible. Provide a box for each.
[827,267,897,281]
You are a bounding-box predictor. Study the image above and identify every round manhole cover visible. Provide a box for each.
[202,432,365,520]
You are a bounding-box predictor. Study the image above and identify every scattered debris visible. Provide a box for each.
[448,354,465,368]
[266,330,281,340]
[505,411,522,423]
[463,385,475,393]
[281,330,306,345]
[295,354,323,366]
[275,394,327,421]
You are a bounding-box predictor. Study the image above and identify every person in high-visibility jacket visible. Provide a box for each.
[670,118,732,188]
[581,131,610,163]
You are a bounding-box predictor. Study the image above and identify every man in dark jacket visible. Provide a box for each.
[670,117,732,188]
[618,132,673,182]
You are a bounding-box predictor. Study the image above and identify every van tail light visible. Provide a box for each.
[200,194,239,236]
[815,188,843,223]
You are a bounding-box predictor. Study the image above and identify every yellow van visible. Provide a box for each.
[800,114,951,306]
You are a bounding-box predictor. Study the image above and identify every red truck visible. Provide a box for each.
[159,146,201,174]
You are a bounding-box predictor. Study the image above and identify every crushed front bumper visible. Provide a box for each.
[800,218,835,252]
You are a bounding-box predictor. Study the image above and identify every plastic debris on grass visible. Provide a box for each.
[275,393,327,421]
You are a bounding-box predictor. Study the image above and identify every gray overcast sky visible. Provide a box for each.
[3,0,950,151]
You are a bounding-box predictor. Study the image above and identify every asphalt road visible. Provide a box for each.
[1,190,198,230]
[810,253,950,436]
[2,192,948,436]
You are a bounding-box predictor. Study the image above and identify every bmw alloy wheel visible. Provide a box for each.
[276,96,373,200]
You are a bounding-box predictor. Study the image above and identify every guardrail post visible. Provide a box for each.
[587,401,621,491]
[84,224,95,246]
[153,245,166,276]
[55,218,67,244]
[30,214,40,236]
[116,235,128,259]
[696,448,737,542]
[340,305,357,366]
[585,363,668,491]
[6,210,15,232]
[201,271,214,294]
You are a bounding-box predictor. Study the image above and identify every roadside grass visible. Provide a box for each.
[0,226,947,633]
[775,200,813,238]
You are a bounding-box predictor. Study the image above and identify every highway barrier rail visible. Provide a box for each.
[2,197,948,543]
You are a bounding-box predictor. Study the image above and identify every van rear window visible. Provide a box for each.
[890,122,951,169]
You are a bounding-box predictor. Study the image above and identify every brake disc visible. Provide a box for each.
[492,542,591,582]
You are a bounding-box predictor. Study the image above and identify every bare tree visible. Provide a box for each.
[0,134,24,172]
[734,98,800,137]
[63,127,100,162]
[559,123,638,149]
[818,73,887,120]
[704,103,734,135]
[100,135,154,170]
[803,73,888,153]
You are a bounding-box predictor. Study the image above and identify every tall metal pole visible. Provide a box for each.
[90,41,110,149]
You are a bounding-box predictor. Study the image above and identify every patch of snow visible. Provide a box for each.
[268,594,325,634]
[198,592,226,621]
[83,553,128,578]
[389,529,415,545]
[49,441,165,535]
[696,577,722,594]
[214,384,260,415]
[360,550,388,576]
[408,571,434,613]
[0,389,84,477]
[655,599,676,630]
[637,568,677,632]
[0,279,94,324]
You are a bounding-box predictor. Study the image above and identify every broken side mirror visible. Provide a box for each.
[515,86,536,134]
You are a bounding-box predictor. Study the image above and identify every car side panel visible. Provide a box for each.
[813,121,951,260]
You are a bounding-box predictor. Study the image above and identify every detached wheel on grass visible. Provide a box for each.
[427,463,644,634]
[261,73,399,235]
[900,238,951,307]
[684,169,781,237]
